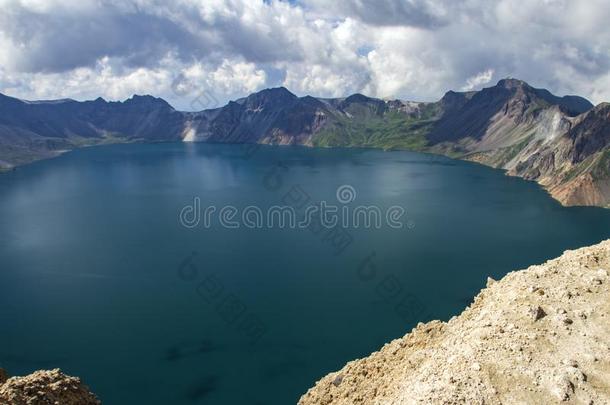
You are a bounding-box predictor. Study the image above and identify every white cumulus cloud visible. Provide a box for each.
[0,0,609,108]
[462,69,495,91]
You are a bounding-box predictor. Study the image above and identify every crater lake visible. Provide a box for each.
[1,143,610,404]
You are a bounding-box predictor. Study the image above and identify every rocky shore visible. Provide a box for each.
[299,240,610,404]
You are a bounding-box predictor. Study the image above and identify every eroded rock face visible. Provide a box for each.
[0,368,100,405]
[299,240,610,405]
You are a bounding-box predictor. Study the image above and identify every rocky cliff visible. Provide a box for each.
[299,239,610,404]
[433,80,610,208]
[1,79,609,207]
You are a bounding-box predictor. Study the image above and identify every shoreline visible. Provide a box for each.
[0,139,598,209]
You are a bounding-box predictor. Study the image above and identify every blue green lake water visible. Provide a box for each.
[1,143,609,404]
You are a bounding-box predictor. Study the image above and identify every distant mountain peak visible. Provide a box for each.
[496,78,529,89]
[595,102,610,111]
[252,86,296,98]
[440,89,473,101]
[124,94,173,109]
[127,94,163,102]
[340,93,388,110]
[439,90,474,114]
[242,86,298,110]
[484,78,593,116]
[272,86,294,94]
[344,93,376,104]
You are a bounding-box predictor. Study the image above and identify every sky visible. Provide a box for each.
[1,0,609,110]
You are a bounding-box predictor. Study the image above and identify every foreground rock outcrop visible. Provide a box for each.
[0,368,100,405]
[300,240,610,404]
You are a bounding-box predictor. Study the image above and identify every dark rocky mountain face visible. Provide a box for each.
[0,79,608,207]
[185,87,330,144]
[83,96,185,141]
[569,104,610,163]
[0,93,186,168]
[0,94,183,140]
[428,85,514,143]
[428,79,592,144]
[498,78,591,116]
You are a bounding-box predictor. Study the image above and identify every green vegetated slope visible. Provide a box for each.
[313,107,436,151]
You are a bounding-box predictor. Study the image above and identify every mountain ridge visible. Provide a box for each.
[1,79,608,207]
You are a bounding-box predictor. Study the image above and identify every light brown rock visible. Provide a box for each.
[0,368,100,405]
[299,240,610,404]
